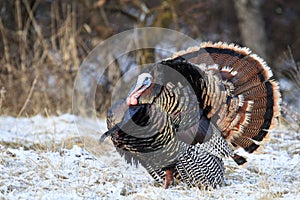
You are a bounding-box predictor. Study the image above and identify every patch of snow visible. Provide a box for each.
[0,114,81,149]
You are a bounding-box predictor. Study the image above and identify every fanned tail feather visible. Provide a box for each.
[171,42,281,155]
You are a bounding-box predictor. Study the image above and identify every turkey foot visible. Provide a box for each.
[164,169,174,189]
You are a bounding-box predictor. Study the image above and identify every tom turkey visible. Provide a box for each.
[100,42,281,189]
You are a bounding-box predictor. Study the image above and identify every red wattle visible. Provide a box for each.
[126,96,138,106]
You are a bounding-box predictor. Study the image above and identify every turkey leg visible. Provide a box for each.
[164,168,174,189]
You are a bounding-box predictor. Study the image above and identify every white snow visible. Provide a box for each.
[0,114,299,199]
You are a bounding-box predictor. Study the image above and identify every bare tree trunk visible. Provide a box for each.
[234,0,268,59]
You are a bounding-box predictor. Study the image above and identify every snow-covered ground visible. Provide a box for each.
[0,114,299,199]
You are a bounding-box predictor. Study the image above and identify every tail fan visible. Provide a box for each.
[171,42,281,154]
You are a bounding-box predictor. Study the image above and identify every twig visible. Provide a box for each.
[17,77,38,117]
[100,7,110,27]
[16,0,26,71]
[286,46,300,88]
[287,46,299,72]
[0,87,6,113]
[0,17,12,73]
[23,0,49,52]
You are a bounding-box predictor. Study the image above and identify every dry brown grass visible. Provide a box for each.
[0,1,92,116]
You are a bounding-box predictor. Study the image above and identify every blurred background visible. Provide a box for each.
[0,0,299,122]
